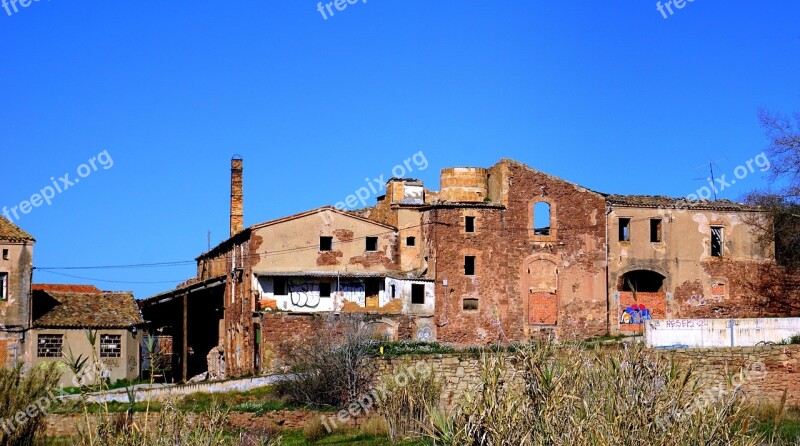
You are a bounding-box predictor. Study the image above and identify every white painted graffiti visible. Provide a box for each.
[686,293,726,307]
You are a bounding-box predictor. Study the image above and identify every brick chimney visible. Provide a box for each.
[230,156,243,236]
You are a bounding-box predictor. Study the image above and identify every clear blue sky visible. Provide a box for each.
[1,1,798,298]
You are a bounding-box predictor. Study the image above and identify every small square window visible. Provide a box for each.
[406,236,416,247]
[100,334,122,358]
[619,218,631,242]
[37,334,63,358]
[2,249,8,260]
[319,282,331,298]
[463,298,479,311]
[465,216,475,233]
[650,219,662,243]
[319,236,333,251]
[366,237,378,252]
[464,256,476,276]
[411,284,425,304]
[274,278,288,296]
[711,226,724,257]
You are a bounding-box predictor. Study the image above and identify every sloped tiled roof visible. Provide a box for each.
[32,290,144,329]
[32,284,102,293]
[605,194,760,211]
[0,217,35,242]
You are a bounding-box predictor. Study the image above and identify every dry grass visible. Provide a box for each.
[427,343,762,446]
[0,362,61,446]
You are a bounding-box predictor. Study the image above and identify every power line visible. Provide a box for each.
[36,270,185,285]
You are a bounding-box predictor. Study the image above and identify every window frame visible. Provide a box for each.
[465,216,476,233]
[37,334,63,358]
[100,334,122,358]
[319,236,333,252]
[274,277,288,296]
[0,272,7,301]
[365,236,379,252]
[464,256,476,276]
[619,218,631,242]
[650,218,663,243]
[411,284,425,304]
[711,226,724,257]
[319,282,331,298]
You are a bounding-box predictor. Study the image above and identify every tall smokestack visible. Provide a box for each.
[230,156,243,236]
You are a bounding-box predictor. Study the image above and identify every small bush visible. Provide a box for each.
[303,416,329,443]
[360,414,389,437]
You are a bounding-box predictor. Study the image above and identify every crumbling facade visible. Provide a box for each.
[142,157,789,379]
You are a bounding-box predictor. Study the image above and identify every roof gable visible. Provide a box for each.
[32,290,144,329]
[0,217,35,242]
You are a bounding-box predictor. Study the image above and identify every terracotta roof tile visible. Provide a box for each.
[605,194,759,211]
[0,217,35,242]
[32,284,102,293]
[32,290,143,329]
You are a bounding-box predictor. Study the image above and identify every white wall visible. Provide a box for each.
[644,318,800,348]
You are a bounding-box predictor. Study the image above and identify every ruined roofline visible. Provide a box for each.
[605,194,764,212]
[197,206,398,261]
[494,158,609,198]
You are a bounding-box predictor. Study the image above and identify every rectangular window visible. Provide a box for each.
[366,237,378,252]
[390,284,396,298]
[319,282,331,298]
[463,298,479,310]
[2,249,8,260]
[650,219,662,243]
[619,218,631,242]
[37,334,63,358]
[274,278,287,296]
[465,216,475,233]
[100,334,122,358]
[411,284,425,304]
[319,236,333,251]
[406,236,416,247]
[711,226,724,257]
[464,256,476,276]
[0,272,6,301]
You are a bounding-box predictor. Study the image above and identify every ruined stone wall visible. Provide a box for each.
[373,345,800,410]
[0,241,33,329]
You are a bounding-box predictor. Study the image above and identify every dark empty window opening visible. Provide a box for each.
[465,216,476,233]
[319,236,333,251]
[2,249,7,260]
[620,270,665,293]
[390,284,396,298]
[711,226,724,257]
[465,256,476,276]
[274,278,288,296]
[650,219,662,243]
[533,202,551,236]
[463,298,479,310]
[619,218,631,242]
[319,282,331,297]
[406,236,416,247]
[366,237,379,252]
[411,284,425,304]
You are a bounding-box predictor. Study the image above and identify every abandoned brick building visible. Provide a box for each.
[141,157,785,380]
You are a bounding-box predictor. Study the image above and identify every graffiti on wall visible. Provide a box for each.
[686,293,726,307]
[288,281,321,308]
[621,304,652,324]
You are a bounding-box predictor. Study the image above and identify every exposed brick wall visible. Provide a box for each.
[529,292,557,325]
[425,160,608,344]
[619,291,666,333]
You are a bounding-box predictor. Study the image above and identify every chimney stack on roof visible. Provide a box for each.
[230,156,243,236]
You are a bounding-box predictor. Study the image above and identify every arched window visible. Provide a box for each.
[533,202,551,236]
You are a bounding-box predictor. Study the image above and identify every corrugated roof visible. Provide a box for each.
[606,194,760,211]
[32,290,144,329]
[0,217,35,242]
